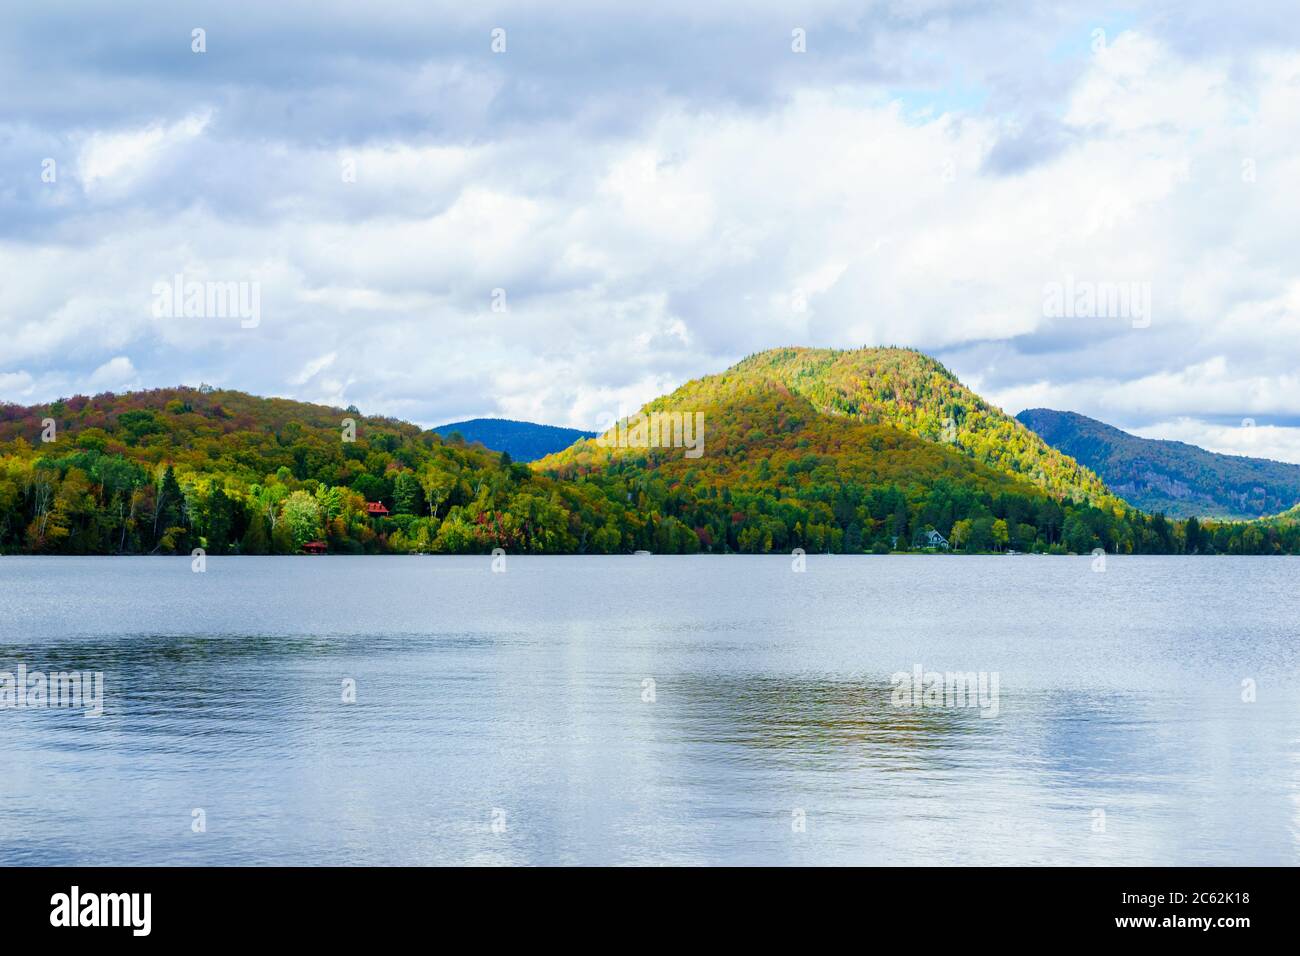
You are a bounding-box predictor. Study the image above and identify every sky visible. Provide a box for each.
[4,1,1300,461]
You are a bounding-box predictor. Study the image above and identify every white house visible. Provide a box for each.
[922,529,950,550]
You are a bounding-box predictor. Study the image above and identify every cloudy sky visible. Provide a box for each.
[4,1,1300,461]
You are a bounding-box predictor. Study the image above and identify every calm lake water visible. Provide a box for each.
[1,554,1297,866]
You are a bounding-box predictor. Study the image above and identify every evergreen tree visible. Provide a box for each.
[206,486,234,554]
[393,471,422,515]
[153,465,187,551]
[241,511,270,555]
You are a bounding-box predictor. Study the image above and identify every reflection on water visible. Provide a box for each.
[1,555,1297,865]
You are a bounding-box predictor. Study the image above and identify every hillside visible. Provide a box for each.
[431,418,594,462]
[4,361,1300,556]
[1261,503,1300,525]
[730,347,1116,507]
[0,386,612,556]
[539,367,1191,554]
[1016,408,1300,519]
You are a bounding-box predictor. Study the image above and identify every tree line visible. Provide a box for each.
[2,385,1299,557]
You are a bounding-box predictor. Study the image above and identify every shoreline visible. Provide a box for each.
[1,550,1288,558]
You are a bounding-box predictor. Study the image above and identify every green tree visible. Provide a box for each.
[206,486,235,554]
[153,465,187,552]
[241,511,270,555]
[393,471,422,515]
[419,466,456,519]
[433,513,477,553]
[282,490,321,550]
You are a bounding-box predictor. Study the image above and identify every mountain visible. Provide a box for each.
[538,369,1064,552]
[5,356,1300,557]
[0,386,601,555]
[727,347,1116,506]
[536,354,1208,554]
[431,418,594,462]
[1016,408,1300,519]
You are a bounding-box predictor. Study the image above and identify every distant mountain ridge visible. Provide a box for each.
[1016,408,1300,519]
[431,418,595,462]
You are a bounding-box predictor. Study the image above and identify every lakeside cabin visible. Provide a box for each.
[302,541,328,555]
[922,529,950,550]
[366,501,390,518]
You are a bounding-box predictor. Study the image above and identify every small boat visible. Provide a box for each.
[633,550,652,555]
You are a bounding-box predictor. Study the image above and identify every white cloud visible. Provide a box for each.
[77,112,210,195]
[290,351,338,386]
[1,15,1298,451]
[86,356,139,391]
[1135,419,1300,467]
[0,370,35,399]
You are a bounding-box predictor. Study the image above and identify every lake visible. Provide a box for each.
[1,554,1297,865]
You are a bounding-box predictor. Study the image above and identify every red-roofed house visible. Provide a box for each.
[366,501,390,518]
[302,540,328,554]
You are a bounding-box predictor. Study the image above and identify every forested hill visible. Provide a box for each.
[731,347,1115,507]
[4,367,1300,556]
[0,386,612,555]
[538,370,1065,553]
[536,366,1288,554]
[1016,408,1300,519]
[431,418,595,462]
[1262,503,1300,525]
